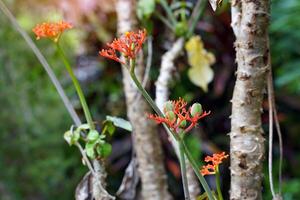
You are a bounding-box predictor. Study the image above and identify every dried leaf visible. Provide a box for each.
[209,0,223,11]
[185,36,215,92]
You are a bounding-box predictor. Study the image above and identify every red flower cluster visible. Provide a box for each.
[99,29,147,64]
[32,21,73,42]
[148,98,210,134]
[200,152,229,176]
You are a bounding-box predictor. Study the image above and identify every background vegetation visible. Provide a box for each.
[0,0,299,199]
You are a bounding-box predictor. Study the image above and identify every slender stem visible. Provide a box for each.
[187,0,207,38]
[129,69,214,200]
[215,166,223,200]
[179,140,191,200]
[154,12,175,32]
[159,0,177,25]
[56,43,95,130]
[181,139,214,200]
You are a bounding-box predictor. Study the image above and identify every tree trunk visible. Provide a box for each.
[230,0,270,199]
[115,1,172,199]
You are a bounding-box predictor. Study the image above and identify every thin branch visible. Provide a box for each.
[268,69,276,197]
[159,0,177,25]
[154,12,175,32]
[187,0,208,38]
[267,37,283,199]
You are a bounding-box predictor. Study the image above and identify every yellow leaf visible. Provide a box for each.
[185,36,215,92]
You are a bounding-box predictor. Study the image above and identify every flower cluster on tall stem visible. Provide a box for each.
[99,29,147,64]
[148,98,210,134]
[32,21,73,42]
[200,152,229,176]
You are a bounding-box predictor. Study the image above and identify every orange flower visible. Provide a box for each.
[32,21,73,42]
[148,98,210,134]
[99,29,147,64]
[200,152,229,176]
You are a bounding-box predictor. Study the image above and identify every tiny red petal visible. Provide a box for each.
[32,21,72,41]
[99,29,147,63]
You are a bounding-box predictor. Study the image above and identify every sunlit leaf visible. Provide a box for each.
[106,116,132,132]
[137,0,156,20]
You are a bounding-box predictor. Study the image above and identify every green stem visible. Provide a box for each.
[179,140,191,200]
[154,12,175,32]
[187,0,207,38]
[129,68,214,200]
[56,43,95,130]
[215,166,223,200]
[181,138,214,200]
[159,0,177,25]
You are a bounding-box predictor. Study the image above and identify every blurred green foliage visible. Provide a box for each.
[0,13,85,199]
[0,0,300,199]
[271,0,300,94]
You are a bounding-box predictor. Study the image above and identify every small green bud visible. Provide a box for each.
[163,101,174,113]
[87,130,99,142]
[190,103,203,117]
[165,111,176,121]
[175,21,188,37]
[177,119,187,128]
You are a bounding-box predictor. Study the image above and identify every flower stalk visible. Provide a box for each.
[179,136,191,200]
[56,43,95,130]
[215,166,223,200]
[129,66,214,200]
[99,30,214,200]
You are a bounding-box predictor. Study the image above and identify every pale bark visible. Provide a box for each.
[155,37,201,199]
[230,0,270,199]
[116,0,172,199]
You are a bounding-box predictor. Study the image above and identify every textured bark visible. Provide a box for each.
[230,0,270,199]
[116,0,172,199]
[155,37,200,199]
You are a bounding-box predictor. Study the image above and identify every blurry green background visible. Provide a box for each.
[0,0,299,199]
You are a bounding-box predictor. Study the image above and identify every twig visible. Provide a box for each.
[187,0,207,38]
[267,38,283,199]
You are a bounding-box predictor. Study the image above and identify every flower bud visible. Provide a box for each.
[191,103,203,117]
[163,101,174,113]
[165,111,176,121]
[177,119,187,128]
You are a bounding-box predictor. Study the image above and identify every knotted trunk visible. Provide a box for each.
[116,0,172,199]
[230,0,270,199]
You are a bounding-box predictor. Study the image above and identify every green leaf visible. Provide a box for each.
[87,130,99,142]
[64,128,80,146]
[77,124,90,131]
[97,143,112,158]
[64,130,72,145]
[85,142,96,159]
[137,0,156,20]
[106,116,132,132]
[72,129,80,144]
[107,123,116,135]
